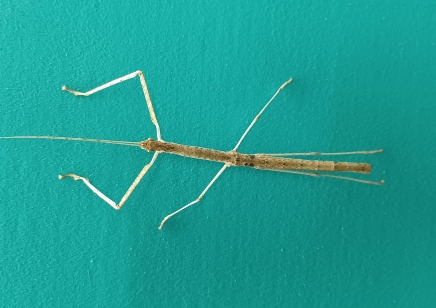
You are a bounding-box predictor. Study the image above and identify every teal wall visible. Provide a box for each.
[1,1,435,307]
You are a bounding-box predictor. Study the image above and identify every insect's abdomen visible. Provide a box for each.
[333,161,372,173]
[237,154,372,174]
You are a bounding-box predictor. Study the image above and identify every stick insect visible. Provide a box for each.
[1,71,384,229]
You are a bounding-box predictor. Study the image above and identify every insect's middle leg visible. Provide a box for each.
[158,163,229,230]
[233,77,293,151]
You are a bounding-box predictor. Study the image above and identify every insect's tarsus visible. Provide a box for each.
[1,71,384,229]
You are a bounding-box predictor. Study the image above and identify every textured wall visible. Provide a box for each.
[1,1,435,307]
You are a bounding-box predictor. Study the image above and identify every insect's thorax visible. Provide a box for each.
[140,138,234,164]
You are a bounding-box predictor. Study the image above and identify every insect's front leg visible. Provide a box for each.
[59,152,160,209]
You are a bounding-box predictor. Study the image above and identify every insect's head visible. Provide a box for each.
[140,138,156,152]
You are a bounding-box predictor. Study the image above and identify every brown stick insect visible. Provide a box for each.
[1,71,384,229]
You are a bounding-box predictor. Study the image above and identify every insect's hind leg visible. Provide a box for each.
[258,149,384,157]
[158,163,229,230]
[59,152,160,210]
[264,168,384,185]
[62,70,162,140]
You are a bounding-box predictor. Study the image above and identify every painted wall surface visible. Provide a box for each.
[1,1,435,307]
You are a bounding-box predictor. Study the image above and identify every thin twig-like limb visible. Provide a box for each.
[159,163,229,229]
[0,136,140,147]
[233,77,293,151]
[264,168,384,185]
[62,70,162,140]
[59,152,160,209]
[260,149,384,157]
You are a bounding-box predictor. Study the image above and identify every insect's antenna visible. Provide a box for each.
[0,136,141,147]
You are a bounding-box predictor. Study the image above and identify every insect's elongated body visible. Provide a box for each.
[141,138,372,174]
[1,70,384,229]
